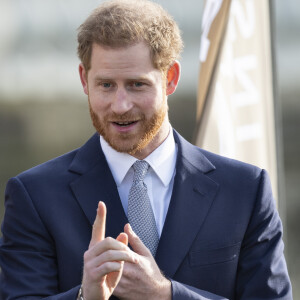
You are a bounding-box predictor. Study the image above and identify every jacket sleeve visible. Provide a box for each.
[0,177,80,300]
[234,169,292,299]
[171,280,228,300]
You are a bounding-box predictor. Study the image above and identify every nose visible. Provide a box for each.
[111,87,133,114]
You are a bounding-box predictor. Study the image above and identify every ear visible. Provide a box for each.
[166,60,181,96]
[79,63,89,95]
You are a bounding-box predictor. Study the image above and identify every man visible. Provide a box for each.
[0,0,292,299]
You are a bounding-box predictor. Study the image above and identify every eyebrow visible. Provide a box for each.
[94,75,152,83]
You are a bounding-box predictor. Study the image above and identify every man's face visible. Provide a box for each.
[79,42,171,159]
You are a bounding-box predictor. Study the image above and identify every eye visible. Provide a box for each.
[130,81,147,89]
[134,82,144,87]
[102,82,112,88]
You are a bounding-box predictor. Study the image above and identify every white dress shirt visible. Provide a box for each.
[100,129,177,236]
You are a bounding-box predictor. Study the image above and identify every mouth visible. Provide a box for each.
[112,120,138,127]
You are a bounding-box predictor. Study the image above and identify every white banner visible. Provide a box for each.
[195,0,277,199]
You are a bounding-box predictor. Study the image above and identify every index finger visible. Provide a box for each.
[89,201,106,248]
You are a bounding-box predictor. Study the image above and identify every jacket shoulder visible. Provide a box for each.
[200,148,262,175]
[15,148,79,184]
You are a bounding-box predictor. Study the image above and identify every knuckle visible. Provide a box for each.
[101,261,114,273]
[105,236,114,245]
[83,250,90,262]
[84,260,93,272]
[101,262,110,273]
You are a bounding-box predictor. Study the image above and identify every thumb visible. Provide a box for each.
[125,224,151,256]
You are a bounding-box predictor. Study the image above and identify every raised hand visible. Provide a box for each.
[82,202,138,300]
[114,224,171,300]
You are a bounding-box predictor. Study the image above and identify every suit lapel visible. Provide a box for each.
[155,131,219,277]
[69,133,128,239]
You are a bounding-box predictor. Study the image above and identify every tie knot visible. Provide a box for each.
[132,160,149,182]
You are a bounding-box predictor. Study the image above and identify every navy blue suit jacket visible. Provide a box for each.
[0,131,292,299]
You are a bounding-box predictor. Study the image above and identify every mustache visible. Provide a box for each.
[105,112,145,122]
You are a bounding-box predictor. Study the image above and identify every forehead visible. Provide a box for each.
[89,42,157,76]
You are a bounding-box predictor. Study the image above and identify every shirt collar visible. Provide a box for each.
[100,127,177,187]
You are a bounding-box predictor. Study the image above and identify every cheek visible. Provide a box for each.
[88,92,108,111]
[142,90,165,110]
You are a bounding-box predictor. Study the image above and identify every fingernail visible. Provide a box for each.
[97,201,102,211]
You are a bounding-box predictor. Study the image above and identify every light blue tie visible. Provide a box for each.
[127,160,159,256]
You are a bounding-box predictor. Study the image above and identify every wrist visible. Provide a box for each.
[159,277,172,300]
[77,285,84,300]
